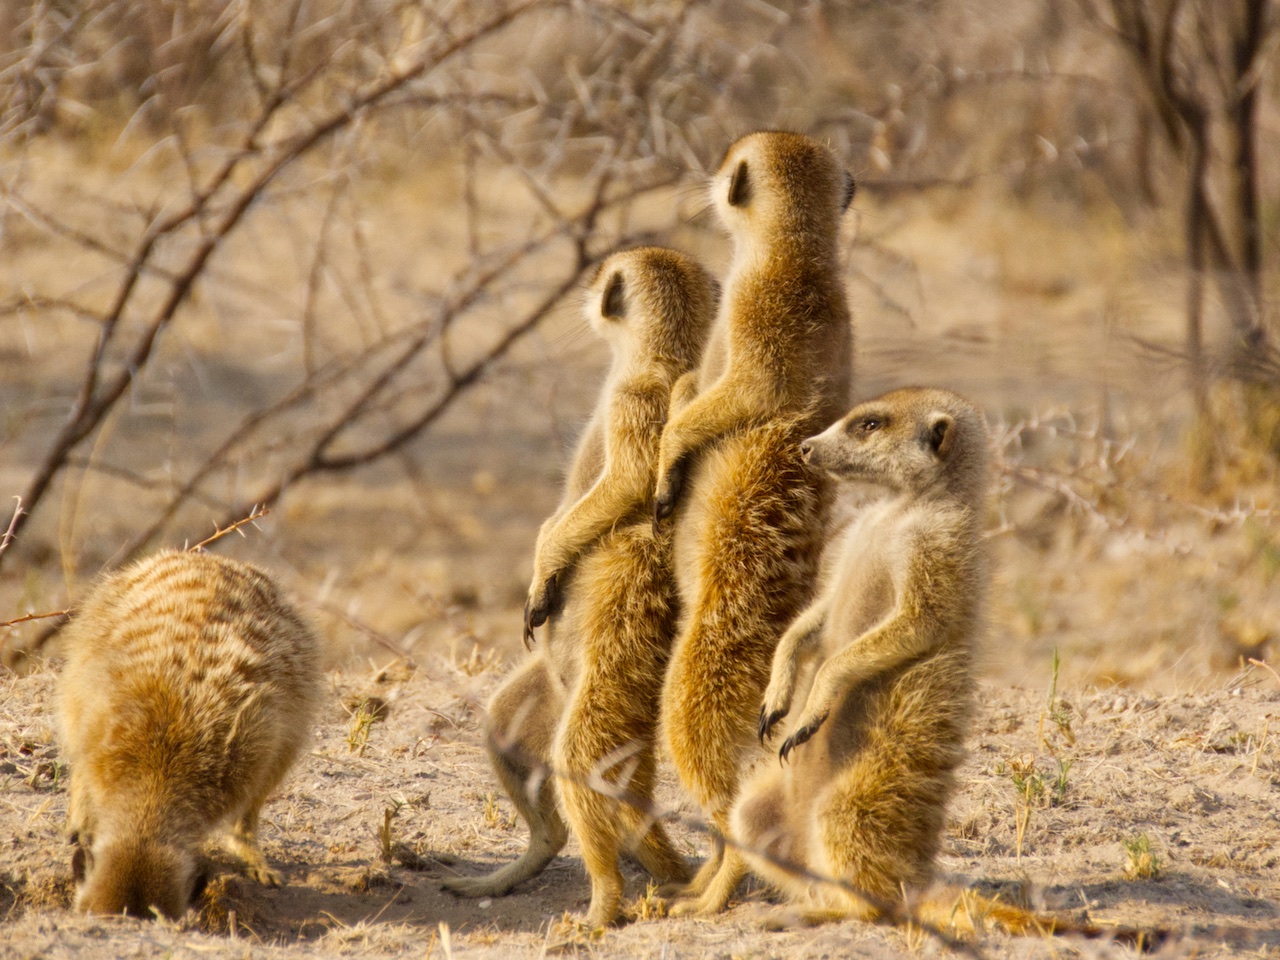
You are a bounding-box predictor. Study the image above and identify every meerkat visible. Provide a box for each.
[57,550,322,919]
[738,388,988,925]
[736,389,1160,948]
[653,130,855,916]
[444,247,716,926]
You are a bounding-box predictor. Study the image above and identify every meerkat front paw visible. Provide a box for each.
[757,680,794,744]
[757,703,789,745]
[778,711,828,764]
[522,572,560,646]
[652,455,689,528]
[246,862,283,888]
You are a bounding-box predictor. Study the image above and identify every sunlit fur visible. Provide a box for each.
[732,389,1159,946]
[58,550,321,919]
[734,388,988,922]
[654,131,855,917]
[444,248,716,927]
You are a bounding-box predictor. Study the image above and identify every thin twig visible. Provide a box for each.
[0,498,21,557]
[0,610,69,630]
[1248,658,1280,689]
[187,505,270,552]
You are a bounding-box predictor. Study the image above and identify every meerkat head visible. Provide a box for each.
[73,830,203,920]
[585,247,718,371]
[800,388,988,500]
[711,131,855,245]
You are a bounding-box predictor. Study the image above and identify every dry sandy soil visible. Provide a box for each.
[0,644,1277,959]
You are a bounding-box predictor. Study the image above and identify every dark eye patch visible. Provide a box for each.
[728,160,751,207]
[601,272,625,319]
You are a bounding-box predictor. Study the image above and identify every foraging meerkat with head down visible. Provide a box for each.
[738,389,1163,948]
[58,550,322,919]
[654,131,855,916]
[444,248,716,926]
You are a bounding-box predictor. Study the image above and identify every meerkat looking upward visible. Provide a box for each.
[57,550,322,919]
[444,248,716,924]
[654,131,855,918]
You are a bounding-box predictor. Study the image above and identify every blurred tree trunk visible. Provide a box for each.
[1086,0,1278,471]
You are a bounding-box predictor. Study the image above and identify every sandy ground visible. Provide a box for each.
[1,647,1276,959]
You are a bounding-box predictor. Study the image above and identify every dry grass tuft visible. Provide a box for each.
[1122,834,1162,881]
[622,882,667,923]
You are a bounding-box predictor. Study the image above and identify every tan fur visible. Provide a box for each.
[444,248,715,927]
[57,550,322,919]
[735,388,988,920]
[654,131,855,917]
[735,395,1168,957]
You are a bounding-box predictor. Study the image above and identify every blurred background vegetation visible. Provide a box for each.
[0,0,1276,690]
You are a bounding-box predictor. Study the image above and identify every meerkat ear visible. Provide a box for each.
[728,160,751,207]
[928,413,956,459]
[601,271,625,319]
[841,171,856,211]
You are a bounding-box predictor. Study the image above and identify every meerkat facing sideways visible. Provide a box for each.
[444,248,716,927]
[740,388,988,925]
[654,130,855,917]
[738,389,1159,948]
[58,550,322,919]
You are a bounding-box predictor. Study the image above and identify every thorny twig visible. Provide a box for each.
[187,505,270,552]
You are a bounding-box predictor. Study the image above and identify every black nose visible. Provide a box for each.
[799,440,813,461]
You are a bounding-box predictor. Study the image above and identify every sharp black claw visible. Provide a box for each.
[777,712,828,764]
[528,602,548,628]
[522,600,537,649]
[757,705,785,744]
[779,736,794,765]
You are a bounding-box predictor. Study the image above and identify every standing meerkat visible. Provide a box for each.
[740,388,989,925]
[654,130,855,917]
[444,247,716,927]
[57,550,322,919]
[738,389,1162,948]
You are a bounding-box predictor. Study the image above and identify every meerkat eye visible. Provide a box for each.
[728,160,751,207]
[601,272,625,319]
[860,417,883,433]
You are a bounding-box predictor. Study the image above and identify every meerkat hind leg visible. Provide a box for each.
[658,831,724,899]
[668,846,747,917]
[443,663,567,898]
[441,745,567,898]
